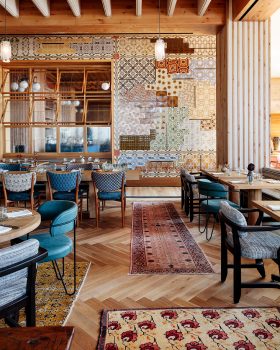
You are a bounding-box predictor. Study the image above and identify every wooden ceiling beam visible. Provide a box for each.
[32,0,50,17]
[0,0,19,17]
[67,0,81,17]
[167,0,177,16]
[198,0,212,16]
[101,0,112,17]
[233,0,280,21]
[136,0,142,16]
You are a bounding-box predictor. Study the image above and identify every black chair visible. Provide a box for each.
[0,239,47,327]
[219,201,280,303]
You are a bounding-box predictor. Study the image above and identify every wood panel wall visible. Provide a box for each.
[216,0,271,171]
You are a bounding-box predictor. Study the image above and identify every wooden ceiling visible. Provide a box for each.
[0,0,226,35]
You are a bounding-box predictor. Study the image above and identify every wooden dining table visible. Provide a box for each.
[0,208,41,243]
[201,169,248,181]
[251,200,280,222]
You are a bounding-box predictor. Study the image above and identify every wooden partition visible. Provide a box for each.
[216,0,271,171]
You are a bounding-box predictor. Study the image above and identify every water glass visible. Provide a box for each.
[0,207,7,221]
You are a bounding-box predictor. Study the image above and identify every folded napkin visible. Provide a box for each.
[211,172,225,175]
[264,179,280,184]
[0,226,12,234]
[230,180,247,184]
[6,210,33,218]
[267,204,280,211]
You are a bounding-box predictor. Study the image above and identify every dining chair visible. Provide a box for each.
[2,171,40,210]
[0,239,47,327]
[198,180,239,241]
[92,171,126,227]
[0,163,21,171]
[22,200,78,296]
[219,201,280,303]
[47,171,83,221]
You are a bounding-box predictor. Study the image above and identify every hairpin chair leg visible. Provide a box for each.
[51,221,77,296]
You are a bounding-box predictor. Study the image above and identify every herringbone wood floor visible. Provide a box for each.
[65,187,280,349]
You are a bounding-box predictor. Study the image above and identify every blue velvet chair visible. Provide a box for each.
[0,163,21,171]
[47,171,83,221]
[23,200,78,296]
[198,180,239,241]
[2,171,40,210]
[92,171,126,227]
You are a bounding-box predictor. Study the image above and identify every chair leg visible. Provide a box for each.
[181,188,184,209]
[221,240,228,282]
[25,298,36,327]
[233,254,242,303]
[185,195,190,216]
[96,200,100,228]
[121,199,125,227]
[256,259,266,278]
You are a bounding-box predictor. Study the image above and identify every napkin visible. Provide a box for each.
[267,205,280,211]
[230,180,247,184]
[264,179,280,184]
[0,226,12,234]
[211,172,225,175]
[6,210,33,218]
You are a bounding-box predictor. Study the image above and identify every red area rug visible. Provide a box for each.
[97,307,280,350]
[130,202,214,274]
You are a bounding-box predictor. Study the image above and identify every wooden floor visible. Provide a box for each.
[66,187,280,349]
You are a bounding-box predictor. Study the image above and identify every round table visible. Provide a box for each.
[0,208,41,243]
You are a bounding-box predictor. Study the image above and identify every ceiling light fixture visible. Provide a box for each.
[155,0,165,61]
[1,0,12,63]
[101,82,110,91]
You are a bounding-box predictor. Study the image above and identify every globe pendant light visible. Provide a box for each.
[32,76,41,92]
[101,82,110,91]
[0,0,12,63]
[155,0,165,61]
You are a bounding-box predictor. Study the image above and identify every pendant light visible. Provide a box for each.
[1,0,12,63]
[155,0,165,61]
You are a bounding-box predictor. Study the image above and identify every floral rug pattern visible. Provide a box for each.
[98,307,280,350]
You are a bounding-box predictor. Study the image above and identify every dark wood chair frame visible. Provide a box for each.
[0,247,48,327]
[219,208,280,303]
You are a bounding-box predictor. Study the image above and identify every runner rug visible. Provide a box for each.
[98,307,280,350]
[130,202,214,274]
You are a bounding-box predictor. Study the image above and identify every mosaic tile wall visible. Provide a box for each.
[7,34,216,170]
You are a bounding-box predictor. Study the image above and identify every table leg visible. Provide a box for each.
[247,189,262,224]
[88,182,96,219]
[229,190,240,205]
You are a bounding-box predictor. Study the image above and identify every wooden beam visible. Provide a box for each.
[101,0,111,17]
[32,0,50,17]
[198,0,212,16]
[136,0,142,16]
[67,0,81,17]
[0,0,19,17]
[167,0,177,16]
[233,0,280,21]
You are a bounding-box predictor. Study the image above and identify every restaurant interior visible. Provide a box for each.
[1,1,280,349]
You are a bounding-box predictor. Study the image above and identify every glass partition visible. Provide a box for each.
[87,126,111,152]
[33,127,57,152]
[5,128,30,153]
[60,127,84,152]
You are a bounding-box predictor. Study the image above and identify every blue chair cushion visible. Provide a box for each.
[7,191,40,201]
[98,191,122,201]
[25,233,73,262]
[201,199,239,214]
[53,191,83,201]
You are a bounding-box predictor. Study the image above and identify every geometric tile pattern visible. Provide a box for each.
[156,58,190,73]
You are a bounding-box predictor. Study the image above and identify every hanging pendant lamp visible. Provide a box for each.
[155,0,165,61]
[0,0,11,63]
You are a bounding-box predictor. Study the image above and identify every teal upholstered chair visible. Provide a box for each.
[23,200,78,295]
[92,171,126,227]
[198,180,239,240]
[2,171,40,210]
[47,171,83,221]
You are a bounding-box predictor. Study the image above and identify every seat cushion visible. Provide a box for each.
[201,199,239,214]
[0,279,27,307]
[226,230,280,259]
[7,191,40,201]
[28,233,73,262]
[98,191,122,201]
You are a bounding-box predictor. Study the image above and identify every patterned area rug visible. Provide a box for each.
[0,261,90,327]
[98,307,280,350]
[130,202,214,274]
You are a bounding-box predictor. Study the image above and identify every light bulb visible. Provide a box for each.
[72,100,80,107]
[32,82,41,92]
[10,82,19,91]
[155,38,165,61]
[0,41,12,63]
[19,80,29,90]
[101,82,110,91]
[18,87,25,92]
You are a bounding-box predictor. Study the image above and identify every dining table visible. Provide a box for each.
[0,208,41,243]
[251,200,280,222]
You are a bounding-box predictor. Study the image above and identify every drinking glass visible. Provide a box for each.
[0,207,7,221]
